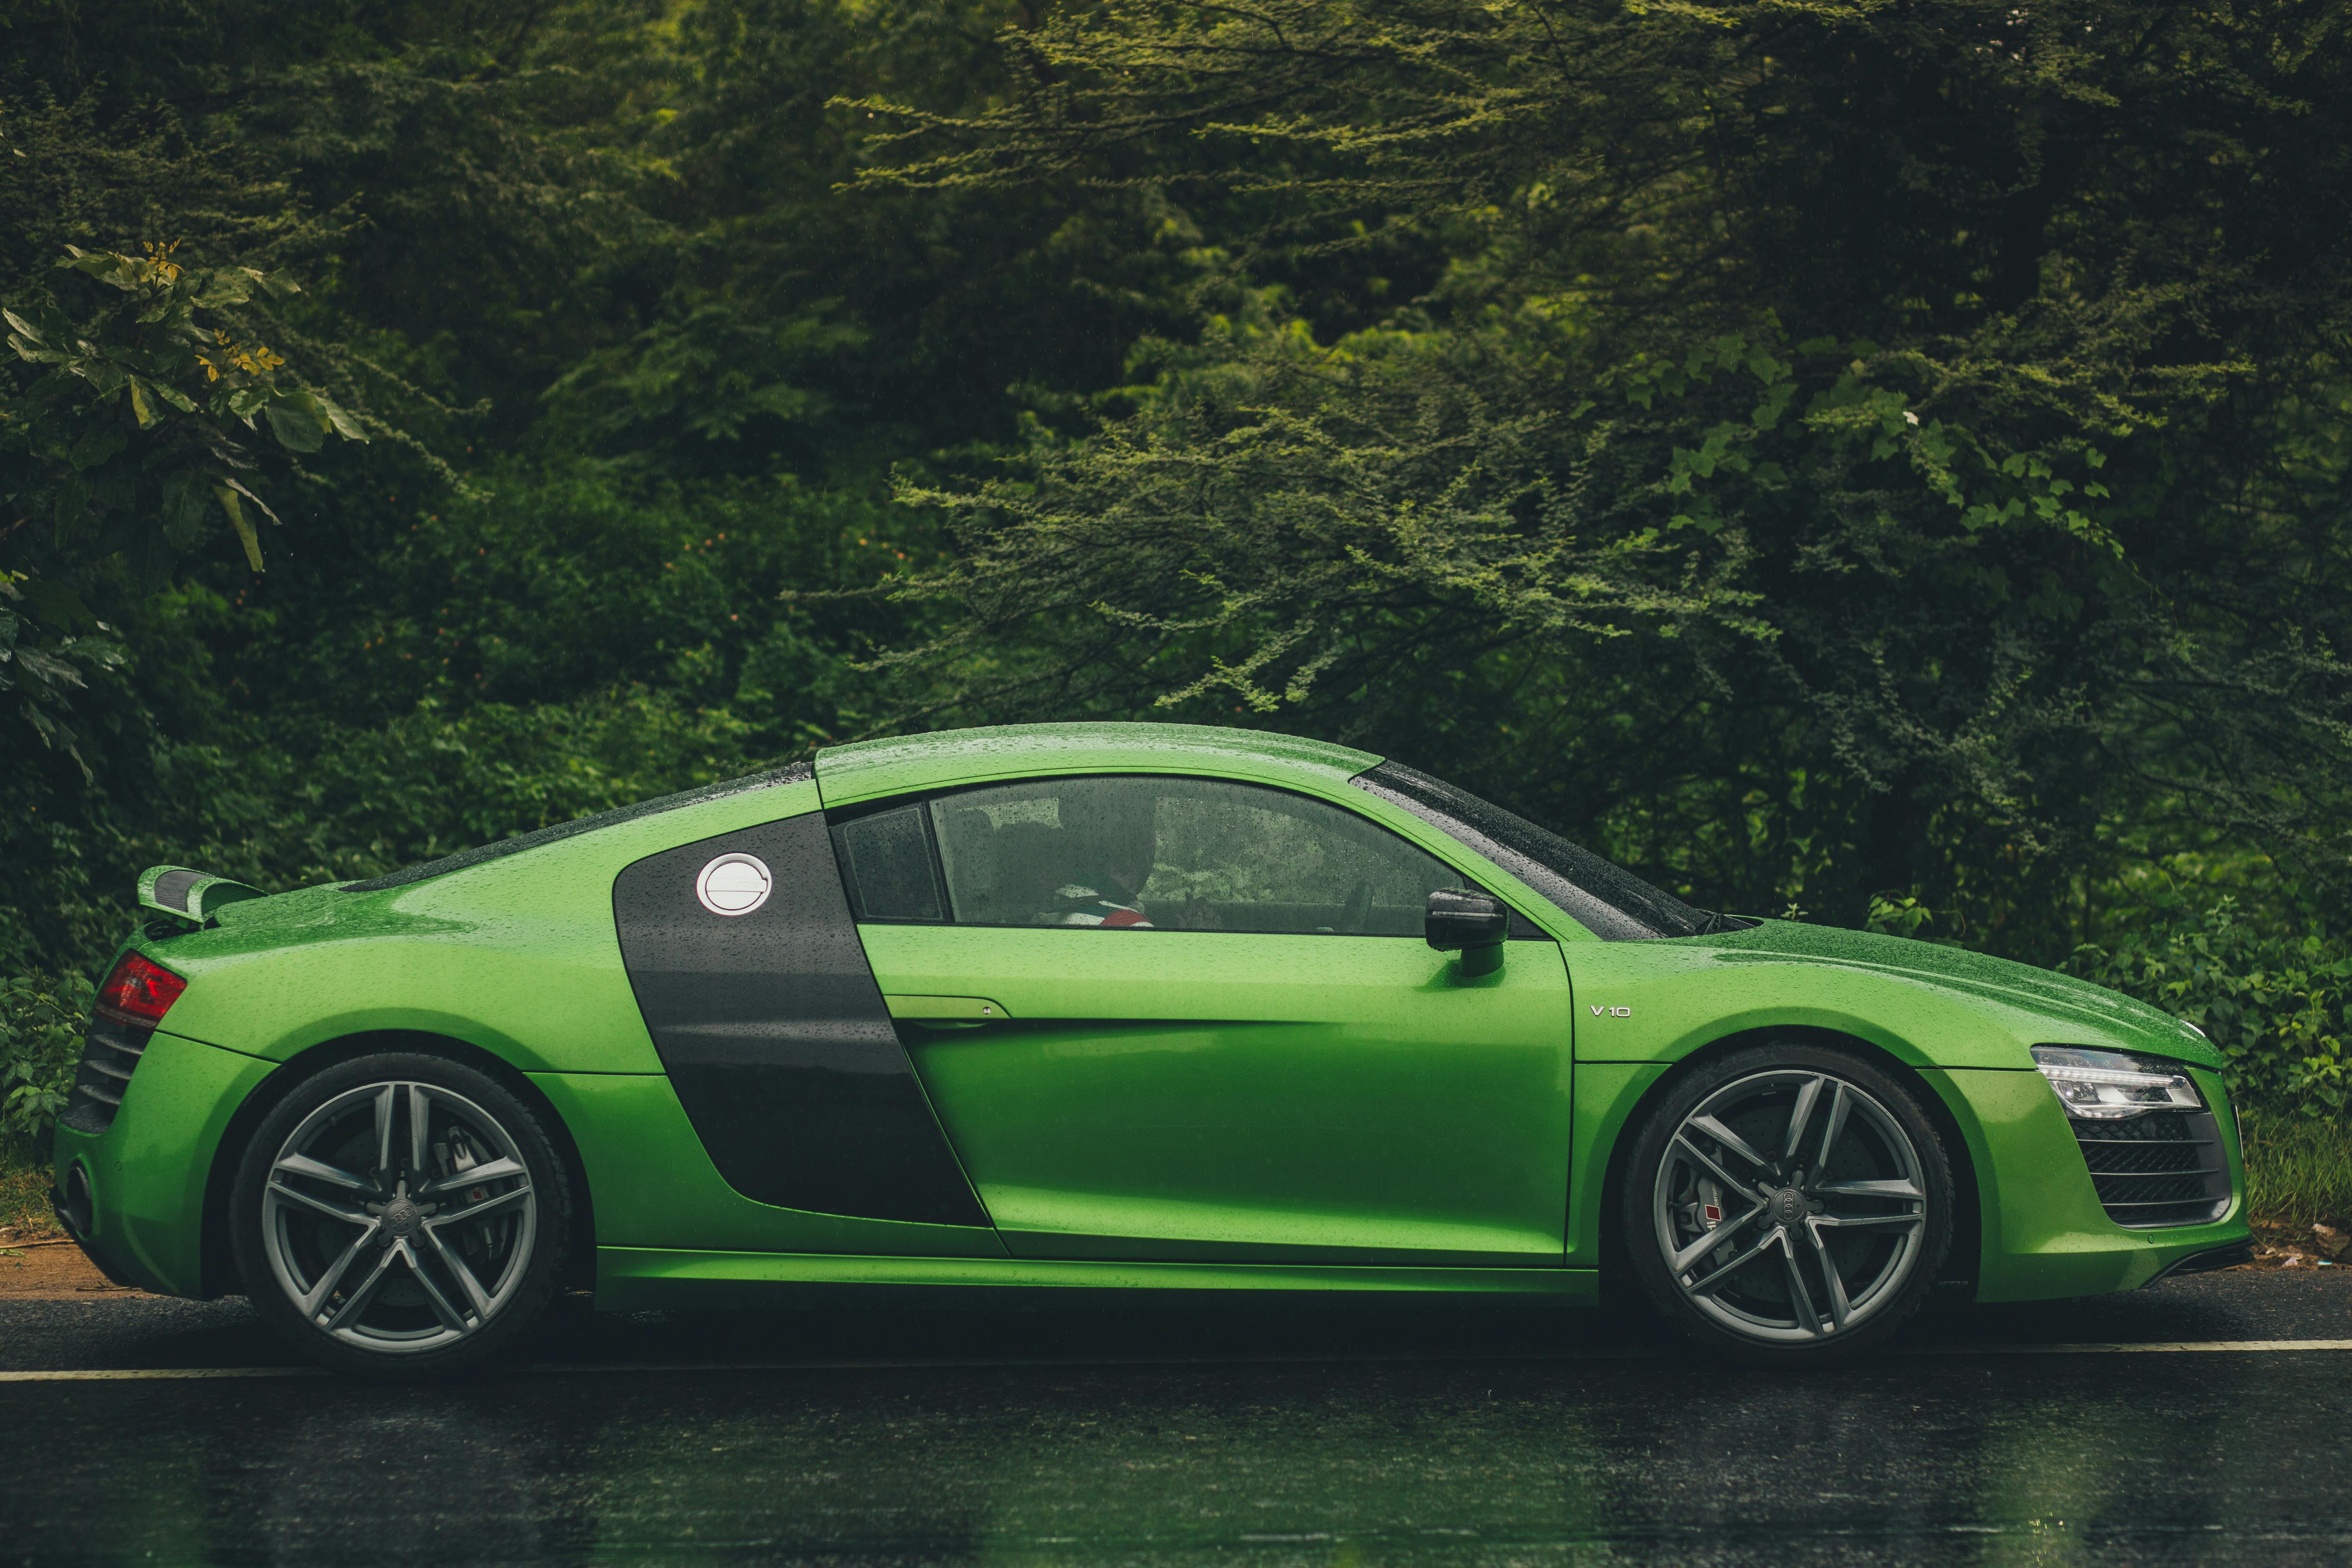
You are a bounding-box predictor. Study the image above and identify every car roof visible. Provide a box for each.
[814,722,1383,807]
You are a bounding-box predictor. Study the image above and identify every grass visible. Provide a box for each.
[2243,1115,2352,1228]
[0,1139,61,1241]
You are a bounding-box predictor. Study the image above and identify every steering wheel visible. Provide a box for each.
[1338,879,1374,934]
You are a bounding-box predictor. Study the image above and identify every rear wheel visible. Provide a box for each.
[1621,1043,1952,1362]
[231,1052,570,1379]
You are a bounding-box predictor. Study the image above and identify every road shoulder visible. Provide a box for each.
[0,1240,157,1300]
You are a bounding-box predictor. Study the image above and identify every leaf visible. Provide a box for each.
[261,396,326,453]
[65,358,129,397]
[159,472,210,550]
[220,475,280,523]
[60,249,140,290]
[127,378,158,427]
[193,271,256,310]
[7,337,64,366]
[67,419,127,471]
[245,267,302,300]
[216,487,265,572]
[52,472,88,531]
[56,635,127,673]
[16,579,98,634]
[13,647,89,691]
[314,394,369,442]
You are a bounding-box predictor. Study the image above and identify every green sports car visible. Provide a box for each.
[52,723,2250,1375]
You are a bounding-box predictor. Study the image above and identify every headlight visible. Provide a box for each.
[2032,1045,2203,1121]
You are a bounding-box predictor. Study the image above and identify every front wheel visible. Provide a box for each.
[231,1052,571,1379]
[1621,1043,1953,1362]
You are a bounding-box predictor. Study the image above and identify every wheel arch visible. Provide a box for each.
[199,1029,597,1299]
[1594,1024,1983,1292]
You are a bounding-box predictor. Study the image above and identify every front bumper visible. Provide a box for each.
[1927,1065,2251,1302]
[48,1030,276,1299]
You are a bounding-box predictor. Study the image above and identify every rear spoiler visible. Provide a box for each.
[137,865,266,926]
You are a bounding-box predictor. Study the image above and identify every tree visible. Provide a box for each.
[846,0,2352,953]
[2,242,372,769]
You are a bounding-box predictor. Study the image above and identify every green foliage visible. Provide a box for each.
[0,86,331,300]
[861,309,1769,720]
[2067,899,2352,1121]
[0,84,417,780]
[1863,894,1941,944]
[845,0,2352,955]
[0,972,89,1149]
[0,243,366,772]
[0,448,946,972]
[4,244,366,565]
[0,569,127,776]
[0,1,1053,976]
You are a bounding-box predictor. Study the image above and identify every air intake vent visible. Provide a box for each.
[61,1014,152,1135]
[2068,1111,2232,1228]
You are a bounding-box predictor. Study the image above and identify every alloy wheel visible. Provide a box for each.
[1650,1068,1929,1343]
[257,1080,538,1354]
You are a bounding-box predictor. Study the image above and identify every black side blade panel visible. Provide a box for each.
[611,811,989,1228]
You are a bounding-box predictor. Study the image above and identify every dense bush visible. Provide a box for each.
[2066,899,2351,1122]
[0,972,89,1151]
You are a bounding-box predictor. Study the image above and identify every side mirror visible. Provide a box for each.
[1425,888,1508,976]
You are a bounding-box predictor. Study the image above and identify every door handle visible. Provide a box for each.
[884,994,1012,1029]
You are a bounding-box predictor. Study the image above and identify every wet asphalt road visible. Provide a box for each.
[4,1273,2350,1566]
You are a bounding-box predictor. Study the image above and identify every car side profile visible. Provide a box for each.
[51,723,2251,1376]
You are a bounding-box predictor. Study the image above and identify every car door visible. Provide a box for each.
[838,772,1576,1265]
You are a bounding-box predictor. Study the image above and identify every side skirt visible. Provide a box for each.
[596,1247,1598,1312]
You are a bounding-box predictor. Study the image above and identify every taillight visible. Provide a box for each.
[94,952,187,1028]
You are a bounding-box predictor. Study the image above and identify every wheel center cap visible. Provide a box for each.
[383,1197,421,1239]
[1769,1186,1807,1226]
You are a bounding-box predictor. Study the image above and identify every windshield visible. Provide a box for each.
[1352,760,1752,940]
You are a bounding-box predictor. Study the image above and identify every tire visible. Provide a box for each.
[231,1052,572,1379]
[1619,1041,1953,1363]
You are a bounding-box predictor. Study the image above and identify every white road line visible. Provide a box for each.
[1908,1339,2352,1355]
[0,1367,324,1382]
[3,1340,2352,1380]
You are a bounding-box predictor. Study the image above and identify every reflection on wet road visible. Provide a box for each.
[5,1273,2349,1565]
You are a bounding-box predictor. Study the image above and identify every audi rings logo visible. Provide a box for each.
[694,852,774,917]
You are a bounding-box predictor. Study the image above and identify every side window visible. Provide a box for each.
[831,804,945,921]
[926,775,1466,935]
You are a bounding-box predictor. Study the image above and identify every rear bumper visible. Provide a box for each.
[48,1030,275,1299]
[46,1180,148,1290]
